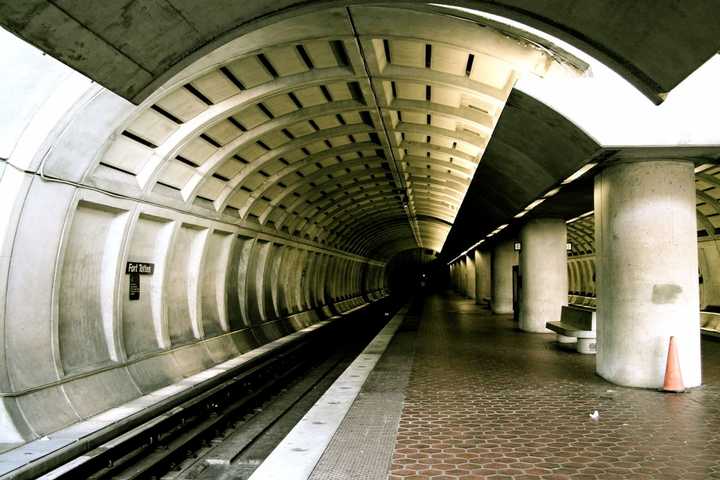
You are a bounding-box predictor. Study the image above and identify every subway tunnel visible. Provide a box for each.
[0,2,720,478]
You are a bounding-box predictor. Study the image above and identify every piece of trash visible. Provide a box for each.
[589,410,600,421]
[606,389,616,393]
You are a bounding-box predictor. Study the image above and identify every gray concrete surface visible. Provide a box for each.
[595,159,701,388]
[491,239,517,314]
[474,249,491,304]
[519,218,568,333]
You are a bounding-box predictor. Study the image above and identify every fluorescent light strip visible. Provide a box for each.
[448,158,600,265]
[561,163,597,184]
[446,236,489,265]
[524,198,545,210]
[543,187,561,198]
[695,163,715,173]
[566,210,594,224]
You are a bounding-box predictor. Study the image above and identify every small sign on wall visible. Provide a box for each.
[126,262,154,301]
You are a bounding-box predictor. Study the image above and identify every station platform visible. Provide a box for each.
[265,291,720,480]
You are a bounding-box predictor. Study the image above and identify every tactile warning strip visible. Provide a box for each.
[248,306,408,480]
[309,313,420,479]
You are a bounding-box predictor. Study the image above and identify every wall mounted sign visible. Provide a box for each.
[126,262,155,275]
[513,242,521,251]
[126,262,154,300]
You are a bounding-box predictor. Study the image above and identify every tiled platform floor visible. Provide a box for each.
[388,293,720,480]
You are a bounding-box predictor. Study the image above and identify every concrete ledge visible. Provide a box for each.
[701,327,720,340]
[701,311,720,330]
[546,321,595,339]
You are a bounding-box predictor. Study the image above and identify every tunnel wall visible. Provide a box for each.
[0,32,386,444]
[0,179,385,444]
[698,240,720,308]
[567,256,597,298]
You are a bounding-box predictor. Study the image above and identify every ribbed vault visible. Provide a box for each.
[92,6,579,260]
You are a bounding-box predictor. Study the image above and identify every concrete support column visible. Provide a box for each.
[474,249,491,304]
[595,159,701,388]
[491,240,516,314]
[455,263,461,292]
[457,263,462,293]
[465,253,476,298]
[461,257,468,295]
[519,218,568,333]
[457,260,463,294]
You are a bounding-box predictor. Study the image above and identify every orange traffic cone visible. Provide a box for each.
[661,336,685,393]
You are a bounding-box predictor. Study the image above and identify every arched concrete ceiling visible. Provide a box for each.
[3,2,719,264]
[62,5,576,261]
[1,1,718,104]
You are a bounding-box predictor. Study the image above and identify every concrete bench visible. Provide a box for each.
[546,305,596,354]
[701,311,720,339]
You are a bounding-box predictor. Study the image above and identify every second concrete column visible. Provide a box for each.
[465,254,476,298]
[491,240,516,314]
[474,249,491,304]
[519,218,568,333]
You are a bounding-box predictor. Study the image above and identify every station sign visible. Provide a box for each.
[126,262,155,274]
[126,262,154,300]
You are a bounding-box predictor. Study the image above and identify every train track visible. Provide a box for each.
[160,348,351,480]
[33,300,397,480]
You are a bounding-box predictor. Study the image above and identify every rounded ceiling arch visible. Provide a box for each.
[82,4,577,260]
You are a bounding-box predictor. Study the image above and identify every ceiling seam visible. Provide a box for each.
[344,6,423,250]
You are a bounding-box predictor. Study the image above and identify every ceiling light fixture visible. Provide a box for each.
[543,187,562,198]
[695,163,715,173]
[561,163,597,184]
[524,198,546,210]
[566,210,594,224]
